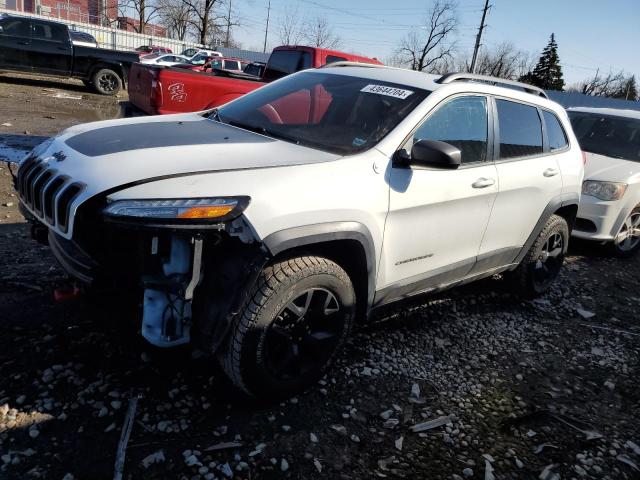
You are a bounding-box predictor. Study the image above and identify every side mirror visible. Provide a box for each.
[400,139,461,169]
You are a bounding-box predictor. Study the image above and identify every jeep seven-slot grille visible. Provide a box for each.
[17,156,85,233]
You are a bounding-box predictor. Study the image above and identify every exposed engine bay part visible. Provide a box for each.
[141,234,204,347]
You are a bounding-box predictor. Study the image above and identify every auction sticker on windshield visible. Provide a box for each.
[361,84,414,99]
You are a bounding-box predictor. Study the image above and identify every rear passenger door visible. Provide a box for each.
[478,98,564,263]
[29,20,72,75]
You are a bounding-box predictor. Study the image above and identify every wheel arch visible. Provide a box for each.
[513,193,579,265]
[262,222,377,321]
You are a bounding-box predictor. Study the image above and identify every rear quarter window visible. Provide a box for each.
[496,99,543,159]
[543,110,568,151]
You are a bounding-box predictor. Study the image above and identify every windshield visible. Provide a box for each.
[569,111,640,162]
[214,71,429,155]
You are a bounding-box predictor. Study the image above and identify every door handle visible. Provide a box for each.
[472,177,495,189]
[543,168,560,177]
[17,41,30,45]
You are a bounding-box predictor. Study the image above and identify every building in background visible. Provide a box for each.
[1,0,166,35]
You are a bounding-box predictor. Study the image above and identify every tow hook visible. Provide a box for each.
[140,234,204,348]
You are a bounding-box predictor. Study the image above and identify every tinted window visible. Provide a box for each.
[543,110,568,151]
[225,60,240,70]
[32,21,67,42]
[496,99,543,159]
[263,50,312,81]
[0,18,30,37]
[217,72,429,155]
[326,55,347,64]
[569,111,640,162]
[413,96,488,164]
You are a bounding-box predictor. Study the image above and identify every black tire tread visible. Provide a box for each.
[511,214,568,297]
[220,256,352,396]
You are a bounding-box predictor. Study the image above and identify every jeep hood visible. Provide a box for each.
[584,152,640,183]
[22,114,340,239]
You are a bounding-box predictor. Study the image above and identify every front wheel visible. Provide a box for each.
[219,256,355,399]
[92,68,122,95]
[610,207,640,257]
[509,214,569,298]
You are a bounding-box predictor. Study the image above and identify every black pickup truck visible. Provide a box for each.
[0,13,139,95]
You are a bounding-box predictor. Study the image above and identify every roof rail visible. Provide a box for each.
[320,61,386,69]
[436,72,548,99]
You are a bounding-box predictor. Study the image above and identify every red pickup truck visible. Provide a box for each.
[128,45,383,115]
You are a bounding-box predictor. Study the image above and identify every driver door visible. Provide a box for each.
[378,95,498,301]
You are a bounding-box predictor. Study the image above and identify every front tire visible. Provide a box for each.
[610,207,640,258]
[92,68,122,95]
[219,256,355,399]
[510,214,569,298]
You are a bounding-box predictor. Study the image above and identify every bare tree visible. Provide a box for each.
[459,43,530,79]
[303,16,341,49]
[570,70,631,97]
[118,0,161,33]
[398,0,457,72]
[277,5,304,45]
[158,0,193,40]
[181,0,225,45]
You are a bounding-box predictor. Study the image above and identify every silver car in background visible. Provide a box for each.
[568,107,640,256]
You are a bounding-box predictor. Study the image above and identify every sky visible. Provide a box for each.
[230,0,640,86]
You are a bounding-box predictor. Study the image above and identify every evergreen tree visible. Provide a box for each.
[519,33,565,91]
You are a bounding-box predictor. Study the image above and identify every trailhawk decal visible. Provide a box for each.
[360,84,414,99]
[168,82,187,103]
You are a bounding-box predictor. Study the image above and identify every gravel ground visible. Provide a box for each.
[1,75,639,480]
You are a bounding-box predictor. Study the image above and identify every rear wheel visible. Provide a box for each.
[219,256,355,399]
[509,214,569,298]
[92,68,122,95]
[611,207,640,257]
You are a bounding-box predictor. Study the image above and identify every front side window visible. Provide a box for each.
[326,55,347,64]
[216,71,429,155]
[411,96,488,164]
[497,99,543,159]
[0,18,30,37]
[569,111,640,162]
[543,110,568,151]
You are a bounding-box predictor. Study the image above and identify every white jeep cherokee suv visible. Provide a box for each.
[16,66,584,397]
[568,107,640,256]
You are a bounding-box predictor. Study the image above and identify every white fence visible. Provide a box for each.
[0,6,220,53]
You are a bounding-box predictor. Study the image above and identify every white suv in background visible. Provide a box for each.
[568,107,640,256]
[16,67,583,398]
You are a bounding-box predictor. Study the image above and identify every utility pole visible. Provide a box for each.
[263,0,271,53]
[225,0,232,47]
[469,0,490,74]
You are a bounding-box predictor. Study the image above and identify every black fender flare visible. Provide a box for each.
[262,221,377,310]
[513,192,580,265]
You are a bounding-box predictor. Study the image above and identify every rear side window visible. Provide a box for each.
[263,50,312,81]
[543,110,568,151]
[0,18,30,37]
[225,60,240,70]
[413,96,488,164]
[497,99,543,159]
[32,21,67,42]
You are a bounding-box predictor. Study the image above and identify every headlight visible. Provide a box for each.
[582,181,627,201]
[103,197,249,223]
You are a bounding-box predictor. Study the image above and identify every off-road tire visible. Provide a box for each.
[92,68,122,95]
[510,214,569,298]
[610,206,640,258]
[219,256,356,399]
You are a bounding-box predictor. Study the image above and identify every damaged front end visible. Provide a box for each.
[43,193,268,351]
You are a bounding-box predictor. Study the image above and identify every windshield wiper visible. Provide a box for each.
[228,120,300,145]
